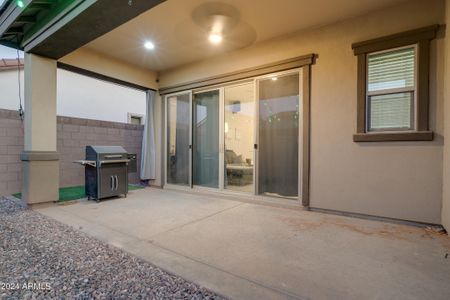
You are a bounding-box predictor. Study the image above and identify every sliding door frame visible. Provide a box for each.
[254,68,303,201]
[162,65,311,207]
[222,81,257,194]
[164,90,193,191]
[191,87,223,192]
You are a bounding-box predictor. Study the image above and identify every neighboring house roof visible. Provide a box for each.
[0,58,23,71]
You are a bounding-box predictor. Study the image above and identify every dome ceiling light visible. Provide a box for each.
[192,2,240,45]
[209,33,222,44]
[172,2,256,55]
[144,41,155,50]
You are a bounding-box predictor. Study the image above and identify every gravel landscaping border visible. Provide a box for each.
[0,197,225,300]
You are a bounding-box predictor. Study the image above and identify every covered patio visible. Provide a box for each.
[0,0,448,224]
[1,0,450,298]
[36,188,450,300]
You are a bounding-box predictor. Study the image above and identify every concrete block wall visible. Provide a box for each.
[0,109,24,195]
[0,108,144,196]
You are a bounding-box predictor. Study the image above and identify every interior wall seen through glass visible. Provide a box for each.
[224,83,255,192]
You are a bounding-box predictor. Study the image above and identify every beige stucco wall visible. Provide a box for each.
[24,54,57,152]
[441,0,450,230]
[159,0,445,223]
[59,47,158,90]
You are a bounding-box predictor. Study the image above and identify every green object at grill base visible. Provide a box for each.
[12,184,144,203]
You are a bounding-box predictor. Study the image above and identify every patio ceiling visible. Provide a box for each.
[0,0,165,59]
[84,0,409,72]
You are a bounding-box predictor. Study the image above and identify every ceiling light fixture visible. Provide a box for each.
[208,33,222,44]
[144,41,155,50]
[271,77,278,81]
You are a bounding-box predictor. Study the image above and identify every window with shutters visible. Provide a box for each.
[352,25,438,142]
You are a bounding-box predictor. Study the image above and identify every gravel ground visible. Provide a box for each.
[0,197,225,300]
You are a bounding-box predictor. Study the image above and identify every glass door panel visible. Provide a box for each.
[166,93,191,186]
[193,90,220,188]
[258,73,299,198]
[224,83,255,192]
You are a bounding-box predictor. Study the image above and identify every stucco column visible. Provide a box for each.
[21,53,59,204]
[442,0,450,230]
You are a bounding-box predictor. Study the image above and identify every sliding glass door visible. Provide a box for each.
[165,69,302,200]
[166,92,191,186]
[257,73,300,198]
[192,90,220,188]
[224,83,255,192]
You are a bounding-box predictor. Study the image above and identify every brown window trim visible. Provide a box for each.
[351,25,439,142]
[353,131,433,142]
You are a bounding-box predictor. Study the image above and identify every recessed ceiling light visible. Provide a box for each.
[271,77,278,81]
[208,33,222,44]
[144,41,155,50]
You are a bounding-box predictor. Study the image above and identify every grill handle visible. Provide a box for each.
[105,154,123,159]
[100,159,130,165]
[115,175,119,190]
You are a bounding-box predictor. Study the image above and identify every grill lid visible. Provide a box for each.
[86,146,128,162]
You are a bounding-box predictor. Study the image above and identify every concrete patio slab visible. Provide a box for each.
[36,188,450,300]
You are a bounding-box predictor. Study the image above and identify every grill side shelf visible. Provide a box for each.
[73,160,97,167]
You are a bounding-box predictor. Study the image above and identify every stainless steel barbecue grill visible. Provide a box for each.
[75,146,130,201]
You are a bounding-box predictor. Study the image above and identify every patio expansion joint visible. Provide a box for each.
[147,202,246,240]
[42,204,307,300]
[147,239,307,300]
